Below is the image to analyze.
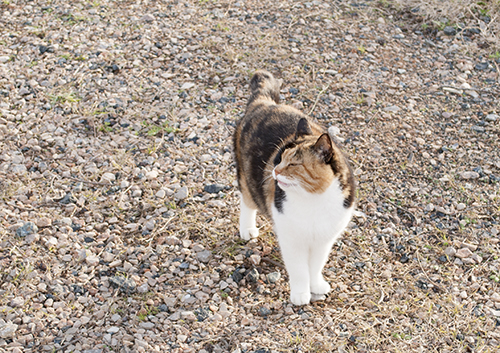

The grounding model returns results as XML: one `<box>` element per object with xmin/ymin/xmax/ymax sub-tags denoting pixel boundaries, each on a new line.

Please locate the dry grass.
<box><xmin>393</xmin><ymin>0</ymin><xmax>500</xmax><ymax>53</ymax></box>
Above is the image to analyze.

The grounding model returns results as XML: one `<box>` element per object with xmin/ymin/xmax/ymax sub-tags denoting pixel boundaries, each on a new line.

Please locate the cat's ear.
<box><xmin>314</xmin><ymin>133</ymin><xmax>333</xmax><ymax>163</ymax></box>
<box><xmin>295</xmin><ymin>118</ymin><xmax>312</xmax><ymax>138</ymax></box>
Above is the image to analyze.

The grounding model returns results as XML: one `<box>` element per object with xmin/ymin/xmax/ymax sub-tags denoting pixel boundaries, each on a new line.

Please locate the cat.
<box><xmin>233</xmin><ymin>70</ymin><xmax>356</xmax><ymax>305</ymax></box>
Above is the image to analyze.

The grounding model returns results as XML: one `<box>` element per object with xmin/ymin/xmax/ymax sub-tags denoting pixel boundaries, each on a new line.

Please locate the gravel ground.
<box><xmin>1</xmin><ymin>1</ymin><xmax>499</xmax><ymax>352</ymax></box>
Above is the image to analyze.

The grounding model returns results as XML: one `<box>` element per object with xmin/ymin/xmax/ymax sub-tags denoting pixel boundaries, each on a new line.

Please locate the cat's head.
<box><xmin>272</xmin><ymin>118</ymin><xmax>344</xmax><ymax>194</ymax></box>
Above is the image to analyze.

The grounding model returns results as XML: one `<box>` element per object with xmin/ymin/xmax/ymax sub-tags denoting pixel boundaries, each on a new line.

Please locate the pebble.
<box><xmin>246</xmin><ymin>268</ymin><xmax>260</xmax><ymax>283</ymax></box>
<box><xmin>109</xmin><ymin>276</ymin><xmax>136</xmax><ymax>293</ymax></box>
<box><xmin>204</xmin><ymin>184</ymin><xmax>225</xmax><ymax>194</ymax></box>
<box><xmin>267</xmin><ymin>272</ymin><xmax>281</xmax><ymax>283</ymax></box>
<box><xmin>491</xmin><ymin>293</ymin><xmax>500</xmax><ymax>302</ymax></box>
<box><xmin>139</xmin><ymin>322</ymin><xmax>155</xmax><ymax>329</ymax></box>
<box><xmin>455</xmin><ymin>248</ymin><xmax>473</xmax><ymax>258</ymax></box>
<box><xmin>460</xmin><ymin>171</ymin><xmax>480</xmax><ymax>179</ymax></box>
<box><xmin>443</xmin><ymin>26</ymin><xmax>457</xmax><ymax>36</ymax></box>
<box><xmin>107</xmin><ymin>326</ymin><xmax>120</xmax><ymax>333</ymax></box>
<box><xmin>258</xmin><ymin>306</ymin><xmax>272</xmax><ymax>317</ymax></box>
<box><xmin>10</xmin><ymin>297</ymin><xmax>24</xmax><ymax>307</ymax></box>
<box><xmin>197</xmin><ymin>250</ymin><xmax>212</xmax><ymax>263</ymax></box>
<box><xmin>181</xmin><ymin>311</ymin><xmax>197</xmax><ymax>321</ymax></box>
<box><xmin>36</xmin><ymin>217</ymin><xmax>52</xmax><ymax>228</ymax></box>
<box><xmin>485</xmin><ymin>114</ymin><xmax>498</xmax><ymax>122</ymax></box>
<box><xmin>101</xmin><ymin>172</ymin><xmax>116</xmax><ymax>182</ymax></box>
<box><xmin>16</xmin><ymin>222</ymin><xmax>38</xmax><ymax>237</ymax></box>
<box><xmin>444</xmin><ymin>246</ymin><xmax>456</xmax><ymax>257</ymax></box>
<box><xmin>0</xmin><ymin>322</ymin><xmax>18</xmax><ymax>339</ymax></box>
<box><xmin>174</xmin><ymin>186</ymin><xmax>189</xmax><ymax>200</ymax></box>
<box><xmin>250</xmin><ymin>254</ymin><xmax>261</xmax><ymax>265</ymax></box>
<box><xmin>457</xmin><ymin>203</ymin><xmax>466</xmax><ymax>211</ymax></box>
<box><xmin>86</xmin><ymin>255</ymin><xmax>100</xmax><ymax>266</ymax></box>
<box><xmin>137</xmin><ymin>283</ymin><xmax>149</xmax><ymax>293</ymax></box>
<box><xmin>383</xmin><ymin>105</ymin><xmax>400</xmax><ymax>112</ymax></box>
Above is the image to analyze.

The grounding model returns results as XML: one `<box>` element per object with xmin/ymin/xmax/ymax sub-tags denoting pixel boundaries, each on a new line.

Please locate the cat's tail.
<box><xmin>248</xmin><ymin>70</ymin><xmax>281</xmax><ymax>105</ymax></box>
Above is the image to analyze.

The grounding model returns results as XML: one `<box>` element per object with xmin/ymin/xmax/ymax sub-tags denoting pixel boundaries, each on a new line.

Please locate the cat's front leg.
<box><xmin>309</xmin><ymin>240</ymin><xmax>334</xmax><ymax>295</ymax></box>
<box><xmin>239</xmin><ymin>197</ymin><xmax>259</xmax><ymax>240</ymax></box>
<box><xmin>279</xmin><ymin>239</ymin><xmax>311</xmax><ymax>305</ymax></box>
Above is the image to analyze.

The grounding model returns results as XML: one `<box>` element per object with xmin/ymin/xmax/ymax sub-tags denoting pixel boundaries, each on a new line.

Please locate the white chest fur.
<box><xmin>272</xmin><ymin>179</ymin><xmax>353</xmax><ymax>242</ymax></box>
<box><xmin>270</xmin><ymin>178</ymin><xmax>354</xmax><ymax>305</ymax></box>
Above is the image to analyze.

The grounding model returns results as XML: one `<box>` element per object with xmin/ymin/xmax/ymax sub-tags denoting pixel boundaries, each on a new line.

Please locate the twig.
<box><xmin>61</xmin><ymin>175</ymin><xmax>113</xmax><ymax>186</ymax></box>
<box><xmin>308</xmin><ymin>83</ymin><xmax>330</xmax><ymax>115</ymax></box>
<box><xmin>384</xmin><ymin>198</ymin><xmax>420</xmax><ymax>225</ymax></box>
<box><xmin>261</xmin><ymin>256</ymin><xmax>285</xmax><ymax>269</ymax></box>
<box><xmin>416</xmin><ymin>249</ymin><xmax>448</xmax><ymax>294</ymax></box>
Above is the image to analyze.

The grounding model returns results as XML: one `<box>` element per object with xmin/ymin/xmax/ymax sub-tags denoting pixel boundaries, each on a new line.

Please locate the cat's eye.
<box><xmin>288</xmin><ymin>163</ymin><xmax>300</xmax><ymax>167</ymax></box>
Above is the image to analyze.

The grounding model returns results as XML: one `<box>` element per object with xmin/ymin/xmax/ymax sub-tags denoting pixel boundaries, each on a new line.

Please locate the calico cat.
<box><xmin>233</xmin><ymin>70</ymin><xmax>355</xmax><ymax>305</ymax></box>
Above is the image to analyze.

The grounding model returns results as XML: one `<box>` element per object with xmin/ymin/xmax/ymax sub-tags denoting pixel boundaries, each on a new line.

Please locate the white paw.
<box><xmin>290</xmin><ymin>291</ymin><xmax>311</xmax><ymax>306</ymax></box>
<box><xmin>240</xmin><ymin>227</ymin><xmax>259</xmax><ymax>241</ymax></box>
<box><xmin>311</xmin><ymin>278</ymin><xmax>331</xmax><ymax>295</ymax></box>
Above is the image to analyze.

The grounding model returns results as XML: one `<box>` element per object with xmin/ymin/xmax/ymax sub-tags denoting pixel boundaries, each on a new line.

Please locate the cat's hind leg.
<box><xmin>239</xmin><ymin>196</ymin><xmax>259</xmax><ymax>240</ymax></box>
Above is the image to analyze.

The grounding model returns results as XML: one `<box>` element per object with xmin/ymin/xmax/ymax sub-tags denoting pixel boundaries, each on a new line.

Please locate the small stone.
<box><xmin>399</xmin><ymin>254</ymin><xmax>410</xmax><ymax>263</ymax></box>
<box><xmin>250</xmin><ymin>254</ymin><xmax>261</xmax><ymax>265</ymax></box>
<box><xmin>267</xmin><ymin>271</ymin><xmax>281</xmax><ymax>283</ymax></box>
<box><xmin>471</xmin><ymin>253</ymin><xmax>482</xmax><ymax>264</ymax></box>
<box><xmin>102</xmin><ymin>252</ymin><xmax>114</xmax><ymax>262</ymax></box>
<box><xmin>0</xmin><ymin>56</ymin><xmax>10</xmax><ymax>63</ymax></box>
<box><xmin>155</xmin><ymin>189</ymin><xmax>166</xmax><ymax>198</ymax></box>
<box><xmin>177</xmin><ymin>334</ymin><xmax>188</xmax><ymax>343</ymax></box>
<box><xmin>197</xmin><ymin>250</ymin><xmax>212</xmax><ymax>263</ymax></box>
<box><xmin>258</xmin><ymin>306</ymin><xmax>272</xmax><ymax>317</ymax></box>
<box><xmin>146</xmin><ymin>170</ymin><xmax>159</xmax><ymax>180</ymax></box>
<box><xmin>383</xmin><ymin>105</ymin><xmax>400</xmax><ymax>112</ymax></box>
<box><xmin>107</xmin><ymin>326</ymin><xmax>120</xmax><ymax>334</ymax></box>
<box><xmin>397</xmin><ymin>69</ymin><xmax>406</xmax><ymax>74</ymax></box>
<box><xmin>457</xmin><ymin>203</ymin><xmax>466</xmax><ymax>211</ymax></box>
<box><xmin>328</xmin><ymin>126</ymin><xmax>341</xmax><ymax>137</ymax></box>
<box><xmin>101</xmin><ymin>172</ymin><xmax>116</xmax><ymax>182</ymax></box>
<box><xmin>491</xmin><ymin>293</ymin><xmax>500</xmax><ymax>302</ymax></box>
<box><xmin>16</xmin><ymin>222</ymin><xmax>38</xmax><ymax>237</ymax></box>
<box><xmin>181</xmin><ymin>311</ymin><xmax>197</xmax><ymax>321</ymax></box>
<box><xmin>139</xmin><ymin>322</ymin><xmax>155</xmax><ymax>329</ymax></box>
<box><xmin>111</xmin><ymin>314</ymin><xmax>121</xmax><ymax>322</ymax></box>
<box><xmin>181</xmin><ymin>82</ymin><xmax>195</xmax><ymax>90</ymax></box>
<box><xmin>443</xmin><ymin>26</ymin><xmax>457</xmax><ymax>36</ymax></box>
<box><xmin>10</xmin><ymin>297</ymin><xmax>24</xmax><ymax>307</ymax></box>
<box><xmin>204</xmin><ymin>184</ymin><xmax>225</xmax><ymax>194</ymax></box>
<box><xmin>425</xmin><ymin>203</ymin><xmax>435</xmax><ymax>212</ymax></box>
<box><xmin>416</xmin><ymin>137</ymin><xmax>425</xmax><ymax>145</ymax></box>
<box><xmin>140</xmin><ymin>14</ymin><xmax>155</xmax><ymax>22</ymax></box>
<box><xmin>485</xmin><ymin>114</ymin><xmax>498</xmax><ymax>122</ymax></box>
<box><xmin>86</xmin><ymin>255</ymin><xmax>100</xmax><ymax>266</ymax></box>
<box><xmin>0</xmin><ymin>322</ymin><xmax>18</xmax><ymax>339</ymax></box>
<box><xmin>109</xmin><ymin>275</ymin><xmax>136</xmax><ymax>293</ymax></box>
<box><xmin>456</xmin><ymin>248</ymin><xmax>473</xmax><ymax>258</ymax></box>
<box><xmin>460</xmin><ymin>171</ymin><xmax>480</xmax><ymax>180</ymax></box>
<box><xmin>73</xmin><ymin>182</ymin><xmax>83</xmax><ymax>192</ymax></box>
<box><xmin>137</xmin><ymin>283</ymin><xmax>149</xmax><ymax>293</ymax></box>
<box><xmin>174</xmin><ymin>186</ymin><xmax>189</xmax><ymax>200</ymax></box>
<box><xmin>444</xmin><ymin>246</ymin><xmax>456</xmax><ymax>257</ymax></box>
<box><xmin>36</xmin><ymin>217</ymin><xmax>52</xmax><ymax>228</ymax></box>
<box><xmin>246</xmin><ymin>268</ymin><xmax>260</xmax><ymax>283</ymax></box>
<box><xmin>475</xmin><ymin>62</ymin><xmax>489</xmax><ymax>71</ymax></box>
<box><xmin>62</xmin><ymin>254</ymin><xmax>72</xmax><ymax>262</ymax></box>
